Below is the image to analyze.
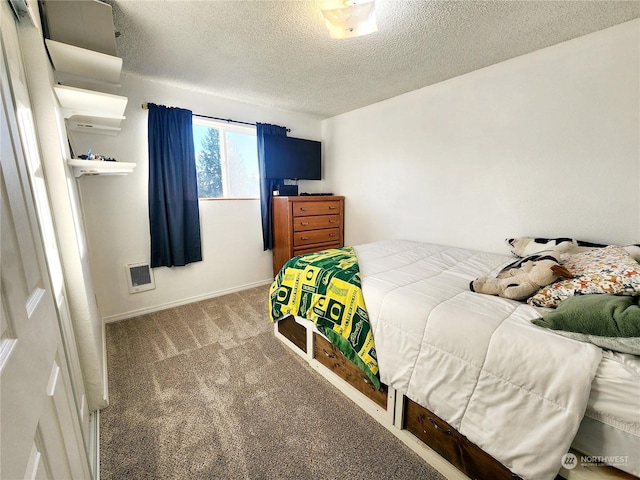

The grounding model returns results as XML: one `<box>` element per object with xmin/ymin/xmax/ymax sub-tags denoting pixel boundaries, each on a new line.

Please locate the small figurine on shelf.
<box><xmin>78</xmin><ymin>148</ymin><xmax>117</xmax><ymax>162</ymax></box>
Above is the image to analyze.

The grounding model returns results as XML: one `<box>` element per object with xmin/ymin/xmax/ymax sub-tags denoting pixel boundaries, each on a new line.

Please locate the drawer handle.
<box><xmin>299</xmin><ymin>207</ymin><xmax>308</xmax><ymax>212</ymax></box>
<box><xmin>322</xmin><ymin>348</ymin><xmax>336</xmax><ymax>359</ymax></box>
<box><xmin>360</xmin><ymin>374</ymin><xmax>371</xmax><ymax>385</ymax></box>
<box><xmin>329</xmin><ymin>233</ymin><xmax>336</xmax><ymax>237</ymax></box>
<box><xmin>328</xmin><ymin>206</ymin><xmax>336</xmax><ymax>210</ymax></box>
<box><xmin>300</xmin><ymin>222</ymin><xmax>309</xmax><ymax>226</ymax></box>
<box><xmin>301</xmin><ymin>236</ymin><xmax>310</xmax><ymax>240</ymax></box>
<box><xmin>329</xmin><ymin>220</ymin><xmax>336</xmax><ymax>223</ymax></box>
<box><xmin>428</xmin><ymin>417</ymin><xmax>452</xmax><ymax>435</ymax></box>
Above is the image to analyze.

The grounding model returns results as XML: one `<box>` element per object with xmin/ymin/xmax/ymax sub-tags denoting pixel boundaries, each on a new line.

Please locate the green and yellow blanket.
<box><xmin>269</xmin><ymin>247</ymin><xmax>380</xmax><ymax>389</ymax></box>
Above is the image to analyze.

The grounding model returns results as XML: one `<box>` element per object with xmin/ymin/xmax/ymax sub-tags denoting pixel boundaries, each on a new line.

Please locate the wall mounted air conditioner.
<box><xmin>125</xmin><ymin>262</ymin><xmax>155</xmax><ymax>294</ymax></box>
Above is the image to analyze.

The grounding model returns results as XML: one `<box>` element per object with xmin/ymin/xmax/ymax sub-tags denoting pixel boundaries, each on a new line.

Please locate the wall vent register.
<box><xmin>126</xmin><ymin>262</ymin><xmax>156</xmax><ymax>293</ymax></box>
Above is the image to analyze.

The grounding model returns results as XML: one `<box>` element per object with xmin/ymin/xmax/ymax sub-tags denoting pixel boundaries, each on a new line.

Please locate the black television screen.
<box><xmin>263</xmin><ymin>134</ymin><xmax>321</xmax><ymax>180</ymax></box>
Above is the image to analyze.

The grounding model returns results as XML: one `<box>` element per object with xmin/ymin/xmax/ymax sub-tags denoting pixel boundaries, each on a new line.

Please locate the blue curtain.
<box><xmin>257</xmin><ymin>123</ymin><xmax>287</xmax><ymax>250</ymax></box>
<box><xmin>147</xmin><ymin>103</ymin><xmax>202</xmax><ymax>267</ymax></box>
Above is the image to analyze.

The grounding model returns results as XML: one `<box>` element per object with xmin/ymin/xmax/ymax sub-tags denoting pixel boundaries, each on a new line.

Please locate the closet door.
<box><xmin>0</xmin><ymin>7</ymin><xmax>91</xmax><ymax>479</ymax></box>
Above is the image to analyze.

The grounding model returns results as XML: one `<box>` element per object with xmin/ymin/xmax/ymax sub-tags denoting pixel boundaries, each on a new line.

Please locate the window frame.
<box><xmin>192</xmin><ymin>117</ymin><xmax>260</xmax><ymax>201</ymax></box>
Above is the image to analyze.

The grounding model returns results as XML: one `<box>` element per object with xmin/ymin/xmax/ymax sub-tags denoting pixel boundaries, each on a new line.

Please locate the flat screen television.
<box><xmin>263</xmin><ymin>134</ymin><xmax>321</xmax><ymax>180</ymax></box>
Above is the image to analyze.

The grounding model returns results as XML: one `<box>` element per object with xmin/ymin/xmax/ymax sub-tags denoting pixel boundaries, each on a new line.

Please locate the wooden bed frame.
<box><xmin>274</xmin><ymin>315</ymin><xmax>636</xmax><ymax>480</ymax></box>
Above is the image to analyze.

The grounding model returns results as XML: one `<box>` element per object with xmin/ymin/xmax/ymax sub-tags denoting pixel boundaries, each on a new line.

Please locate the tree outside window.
<box><xmin>193</xmin><ymin>119</ymin><xmax>259</xmax><ymax>199</ymax></box>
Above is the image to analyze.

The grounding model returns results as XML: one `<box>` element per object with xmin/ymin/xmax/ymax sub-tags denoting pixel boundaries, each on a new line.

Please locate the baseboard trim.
<box><xmin>102</xmin><ymin>320</ymin><xmax>109</xmax><ymax>405</ymax></box>
<box><xmin>102</xmin><ymin>279</ymin><xmax>273</xmax><ymax>323</ymax></box>
<box><xmin>89</xmin><ymin>409</ymin><xmax>100</xmax><ymax>480</ymax></box>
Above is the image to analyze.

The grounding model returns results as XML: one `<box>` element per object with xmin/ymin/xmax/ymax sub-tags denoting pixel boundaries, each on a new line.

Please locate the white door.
<box><xmin>0</xmin><ymin>18</ymin><xmax>91</xmax><ymax>480</ymax></box>
<box><xmin>2</xmin><ymin>0</ymin><xmax>90</xmax><ymax>445</ymax></box>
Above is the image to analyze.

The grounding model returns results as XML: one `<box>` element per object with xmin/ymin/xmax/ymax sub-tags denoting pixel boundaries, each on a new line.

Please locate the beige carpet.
<box><xmin>100</xmin><ymin>285</ymin><xmax>445</xmax><ymax>479</ymax></box>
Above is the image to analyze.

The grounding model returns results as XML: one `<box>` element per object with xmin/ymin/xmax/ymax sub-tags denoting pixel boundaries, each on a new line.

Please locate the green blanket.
<box><xmin>269</xmin><ymin>247</ymin><xmax>380</xmax><ymax>389</ymax></box>
<box><xmin>534</xmin><ymin>294</ymin><xmax>640</xmax><ymax>336</ymax></box>
<box><xmin>533</xmin><ymin>294</ymin><xmax>640</xmax><ymax>354</ymax></box>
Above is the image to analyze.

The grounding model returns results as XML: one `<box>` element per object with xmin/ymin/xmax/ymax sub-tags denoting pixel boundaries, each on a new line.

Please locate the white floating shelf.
<box><xmin>66</xmin><ymin>115</ymin><xmax>122</xmax><ymax>136</ymax></box>
<box><xmin>46</xmin><ymin>39</ymin><xmax>122</xmax><ymax>85</ymax></box>
<box><xmin>67</xmin><ymin>159</ymin><xmax>136</xmax><ymax>177</ymax></box>
<box><xmin>43</xmin><ymin>0</ymin><xmax>118</xmax><ymax>56</ymax></box>
<box><xmin>54</xmin><ymin>85</ymin><xmax>127</xmax><ymax>120</ymax></box>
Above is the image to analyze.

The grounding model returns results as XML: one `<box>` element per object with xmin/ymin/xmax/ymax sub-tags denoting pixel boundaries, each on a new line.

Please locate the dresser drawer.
<box><xmin>402</xmin><ymin>398</ymin><xmax>520</xmax><ymax>478</ymax></box>
<box><xmin>314</xmin><ymin>333</ymin><xmax>388</xmax><ymax>409</ymax></box>
<box><xmin>460</xmin><ymin>435</ymin><xmax>520</xmax><ymax>480</ymax></box>
<box><xmin>293</xmin><ymin>243</ymin><xmax>341</xmax><ymax>257</ymax></box>
<box><xmin>277</xmin><ymin>316</ymin><xmax>307</xmax><ymax>353</ymax></box>
<box><xmin>293</xmin><ymin>228</ymin><xmax>340</xmax><ymax>247</ymax></box>
<box><xmin>403</xmin><ymin>398</ymin><xmax>464</xmax><ymax>471</ymax></box>
<box><xmin>293</xmin><ymin>215</ymin><xmax>341</xmax><ymax>232</ymax></box>
<box><xmin>292</xmin><ymin>201</ymin><xmax>341</xmax><ymax>217</ymax></box>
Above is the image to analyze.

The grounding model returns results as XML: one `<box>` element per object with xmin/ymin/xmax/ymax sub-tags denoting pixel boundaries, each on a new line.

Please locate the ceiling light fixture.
<box><xmin>321</xmin><ymin>0</ymin><xmax>377</xmax><ymax>39</ymax></box>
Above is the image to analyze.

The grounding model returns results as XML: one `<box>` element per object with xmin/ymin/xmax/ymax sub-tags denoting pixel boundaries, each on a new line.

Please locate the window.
<box><xmin>192</xmin><ymin>118</ymin><xmax>260</xmax><ymax>199</ymax></box>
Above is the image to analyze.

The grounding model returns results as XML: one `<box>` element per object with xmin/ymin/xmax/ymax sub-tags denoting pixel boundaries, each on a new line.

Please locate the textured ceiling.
<box><xmin>111</xmin><ymin>0</ymin><xmax>640</xmax><ymax>119</ymax></box>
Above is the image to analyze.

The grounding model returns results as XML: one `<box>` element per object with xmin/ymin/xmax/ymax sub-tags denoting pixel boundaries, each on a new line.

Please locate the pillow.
<box><xmin>532</xmin><ymin>294</ymin><xmax>640</xmax><ymax>354</ymax></box>
<box><xmin>528</xmin><ymin>246</ymin><xmax>640</xmax><ymax>308</ymax></box>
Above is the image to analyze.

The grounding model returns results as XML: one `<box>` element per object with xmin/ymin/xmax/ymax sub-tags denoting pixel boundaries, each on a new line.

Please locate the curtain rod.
<box><xmin>141</xmin><ymin>103</ymin><xmax>290</xmax><ymax>132</ymax></box>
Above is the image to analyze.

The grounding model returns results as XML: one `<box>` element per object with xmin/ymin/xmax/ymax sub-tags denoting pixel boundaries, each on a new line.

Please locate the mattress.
<box><xmin>352</xmin><ymin>239</ymin><xmax>640</xmax><ymax>478</ymax></box>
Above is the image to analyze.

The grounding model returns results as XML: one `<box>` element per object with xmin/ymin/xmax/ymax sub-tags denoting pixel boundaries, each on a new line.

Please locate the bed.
<box><xmin>270</xmin><ymin>239</ymin><xmax>640</xmax><ymax>480</ymax></box>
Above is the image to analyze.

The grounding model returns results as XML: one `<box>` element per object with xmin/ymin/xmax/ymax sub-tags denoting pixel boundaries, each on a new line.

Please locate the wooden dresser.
<box><xmin>271</xmin><ymin>195</ymin><xmax>344</xmax><ymax>276</ymax></box>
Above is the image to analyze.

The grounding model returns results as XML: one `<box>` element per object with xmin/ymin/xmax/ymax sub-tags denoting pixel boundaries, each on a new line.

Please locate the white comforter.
<box><xmin>354</xmin><ymin>240</ymin><xmax>603</xmax><ymax>480</ymax></box>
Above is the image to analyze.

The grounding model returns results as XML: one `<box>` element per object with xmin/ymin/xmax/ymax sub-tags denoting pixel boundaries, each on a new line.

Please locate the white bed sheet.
<box><xmin>573</xmin><ymin>350</ymin><xmax>640</xmax><ymax>476</ymax></box>
<box><xmin>352</xmin><ymin>239</ymin><xmax>639</xmax><ymax>479</ymax></box>
<box><xmin>587</xmin><ymin>350</ymin><xmax>640</xmax><ymax>435</ymax></box>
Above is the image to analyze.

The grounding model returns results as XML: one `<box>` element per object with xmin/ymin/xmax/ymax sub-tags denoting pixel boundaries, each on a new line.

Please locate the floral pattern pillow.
<box><xmin>528</xmin><ymin>246</ymin><xmax>640</xmax><ymax>308</ymax></box>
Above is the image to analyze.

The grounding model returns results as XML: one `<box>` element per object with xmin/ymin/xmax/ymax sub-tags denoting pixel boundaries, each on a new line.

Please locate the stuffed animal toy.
<box><xmin>505</xmin><ymin>237</ymin><xmax>598</xmax><ymax>258</ymax></box>
<box><xmin>470</xmin><ymin>257</ymin><xmax>573</xmax><ymax>301</ymax></box>
<box><xmin>505</xmin><ymin>237</ymin><xmax>640</xmax><ymax>262</ymax></box>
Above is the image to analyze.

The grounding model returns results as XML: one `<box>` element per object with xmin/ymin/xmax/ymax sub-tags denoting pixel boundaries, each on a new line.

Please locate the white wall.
<box><xmin>71</xmin><ymin>75</ymin><xmax>322</xmax><ymax>321</ymax></box>
<box><xmin>322</xmin><ymin>20</ymin><xmax>640</xmax><ymax>254</ymax></box>
<box><xmin>73</xmin><ymin>19</ymin><xmax>639</xmax><ymax>321</ymax></box>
